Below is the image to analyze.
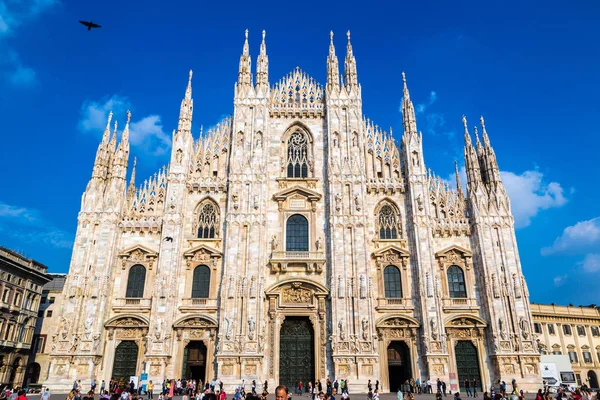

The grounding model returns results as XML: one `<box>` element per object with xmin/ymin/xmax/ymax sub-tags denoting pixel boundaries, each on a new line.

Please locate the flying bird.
<box><xmin>79</xmin><ymin>20</ymin><xmax>101</xmax><ymax>31</ymax></box>
<box><xmin>164</xmin><ymin>237</ymin><xmax>173</xmax><ymax>242</ymax></box>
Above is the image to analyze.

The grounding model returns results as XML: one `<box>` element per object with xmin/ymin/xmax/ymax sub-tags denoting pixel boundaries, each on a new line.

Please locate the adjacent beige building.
<box><xmin>45</xmin><ymin>31</ymin><xmax>542</xmax><ymax>392</ymax></box>
<box><xmin>0</xmin><ymin>247</ymin><xmax>51</xmax><ymax>388</ymax></box>
<box><xmin>26</xmin><ymin>274</ymin><xmax>67</xmax><ymax>387</ymax></box>
<box><xmin>532</xmin><ymin>304</ymin><xmax>600</xmax><ymax>389</ymax></box>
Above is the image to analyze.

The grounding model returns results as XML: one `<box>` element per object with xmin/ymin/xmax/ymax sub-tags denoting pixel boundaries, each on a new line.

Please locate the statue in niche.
<box><xmin>359</xmin><ymin>275</ymin><xmax>367</xmax><ymax>299</ymax></box>
<box><xmin>335</xmin><ymin>193</ymin><xmax>342</xmax><ymax>211</ymax></box>
<box><xmin>338</xmin><ymin>276</ymin><xmax>344</xmax><ymax>298</ymax></box>
<box><xmin>316</xmin><ymin>237</ymin><xmax>323</xmax><ymax>251</ymax></box>
<box><xmin>225</xmin><ymin>318</ymin><xmax>233</xmax><ymax>340</ymax></box>
<box><xmin>430</xmin><ymin>318</ymin><xmax>438</xmax><ymax>340</ymax></box>
<box><xmin>227</xmin><ymin>275</ymin><xmax>235</xmax><ymax>299</ymax></box>
<box><xmin>361</xmin><ymin>317</ymin><xmax>369</xmax><ymax>340</ymax></box>
<box><xmin>176</xmin><ymin>149</ymin><xmax>183</xmax><ymax>163</ymax></box>
<box><xmin>271</xmin><ymin>236</ymin><xmax>279</xmax><ymax>252</ymax></box>
<box><xmin>256</xmin><ymin>133</ymin><xmax>262</xmax><ymax>148</ymax></box>
<box><xmin>338</xmin><ymin>320</ymin><xmax>346</xmax><ymax>340</ymax></box>
<box><xmin>248</xmin><ymin>317</ymin><xmax>256</xmax><ymax>340</ymax></box>
<box><xmin>84</xmin><ymin>315</ymin><xmax>93</xmax><ymax>339</ymax></box>
<box><xmin>354</xmin><ymin>194</ymin><xmax>361</xmax><ymax>211</ymax></box>
<box><xmin>519</xmin><ymin>317</ymin><xmax>530</xmax><ymax>339</ymax></box>
<box><xmin>499</xmin><ymin>318</ymin><xmax>507</xmax><ymax>340</ymax></box>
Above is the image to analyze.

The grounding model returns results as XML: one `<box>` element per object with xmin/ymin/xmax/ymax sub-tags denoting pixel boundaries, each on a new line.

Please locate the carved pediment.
<box><xmin>444</xmin><ymin>315</ymin><xmax>487</xmax><ymax>328</ymax></box>
<box><xmin>118</xmin><ymin>245</ymin><xmax>159</xmax><ymax>269</ymax></box>
<box><xmin>105</xmin><ymin>315</ymin><xmax>149</xmax><ymax>328</ymax></box>
<box><xmin>183</xmin><ymin>244</ymin><xmax>222</xmax><ymax>269</ymax></box>
<box><xmin>173</xmin><ymin>314</ymin><xmax>218</xmax><ymax>329</ymax></box>
<box><xmin>372</xmin><ymin>244</ymin><xmax>410</xmax><ymax>267</ymax></box>
<box><xmin>273</xmin><ymin>185</ymin><xmax>322</xmax><ymax>202</ymax></box>
<box><xmin>281</xmin><ymin>284</ymin><xmax>313</xmax><ymax>304</ymax></box>
<box><xmin>435</xmin><ymin>244</ymin><xmax>472</xmax><ymax>258</ymax></box>
<box><xmin>377</xmin><ymin>315</ymin><xmax>420</xmax><ymax>328</ymax></box>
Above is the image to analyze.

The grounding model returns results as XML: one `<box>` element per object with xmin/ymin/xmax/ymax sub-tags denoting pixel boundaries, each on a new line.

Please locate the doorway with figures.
<box><xmin>387</xmin><ymin>341</ymin><xmax>411</xmax><ymax>392</ymax></box>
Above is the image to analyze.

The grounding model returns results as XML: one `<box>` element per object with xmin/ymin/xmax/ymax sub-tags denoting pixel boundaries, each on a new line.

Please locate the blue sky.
<box><xmin>1</xmin><ymin>0</ymin><xmax>599</xmax><ymax>305</ymax></box>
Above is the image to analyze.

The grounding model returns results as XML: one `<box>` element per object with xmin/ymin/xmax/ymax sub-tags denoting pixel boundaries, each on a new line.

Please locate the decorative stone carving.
<box><xmin>248</xmin><ymin>317</ymin><xmax>256</xmax><ymax>340</ymax></box>
<box><xmin>281</xmin><ymin>283</ymin><xmax>312</xmax><ymax>304</ymax></box>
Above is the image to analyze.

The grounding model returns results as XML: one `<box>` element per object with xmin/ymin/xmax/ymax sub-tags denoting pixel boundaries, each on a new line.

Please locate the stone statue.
<box><xmin>361</xmin><ymin>317</ymin><xmax>369</xmax><ymax>340</ymax></box>
<box><xmin>338</xmin><ymin>319</ymin><xmax>346</xmax><ymax>340</ymax></box>
<box><xmin>248</xmin><ymin>317</ymin><xmax>256</xmax><ymax>340</ymax></box>
<box><xmin>176</xmin><ymin>149</ymin><xmax>183</xmax><ymax>163</ymax></box>
<box><xmin>519</xmin><ymin>317</ymin><xmax>530</xmax><ymax>339</ymax></box>
<box><xmin>225</xmin><ymin>317</ymin><xmax>233</xmax><ymax>340</ymax></box>
<box><xmin>249</xmin><ymin>276</ymin><xmax>257</xmax><ymax>298</ymax></box>
<box><xmin>354</xmin><ymin>194</ymin><xmax>361</xmax><ymax>211</ymax></box>
<box><xmin>316</xmin><ymin>237</ymin><xmax>323</xmax><ymax>251</ymax></box>
<box><xmin>335</xmin><ymin>193</ymin><xmax>342</xmax><ymax>211</ymax></box>
<box><xmin>271</xmin><ymin>235</ymin><xmax>279</xmax><ymax>251</ymax></box>
<box><xmin>416</xmin><ymin>195</ymin><xmax>423</xmax><ymax>211</ymax></box>
<box><xmin>426</xmin><ymin>272</ymin><xmax>433</xmax><ymax>298</ymax></box>
<box><xmin>84</xmin><ymin>315</ymin><xmax>93</xmax><ymax>339</ymax></box>
<box><xmin>227</xmin><ymin>275</ymin><xmax>235</xmax><ymax>299</ymax></box>
<box><xmin>430</xmin><ymin>318</ymin><xmax>438</xmax><ymax>340</ymax></box>
<box><xmin>59</xmin><ymin>317</ymin><xmax>68</xmax><ymax>339</ymax></box>
<box><xmin>338</xmin><ymin>276</ymin><xmax>344</xmax><ymax>298</ymax></box>
<box><xmin>499</xmin><ymin>318</ymin><xmax>507</xmax><ymax>340</ymax></box>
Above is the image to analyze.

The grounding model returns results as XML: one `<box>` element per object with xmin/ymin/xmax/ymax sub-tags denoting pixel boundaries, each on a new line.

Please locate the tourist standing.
<box><xmin>148</xmin><ymin>381</ymin><xmax>154</xmax><ymax>400</ymax></box>
<box><xmin>472</xmin><ymin>380</ymin><xmax>478</xmax><ymax>398</ymax></box>
<box><xmin>41</xmin><ymin>388</ymin><xmax>51</xmax><ymax>400</ymax></box>
<box><xmin>464</xmin><ymin>379</ymin><xmax>471</xmax><ymax>398</ymax></box>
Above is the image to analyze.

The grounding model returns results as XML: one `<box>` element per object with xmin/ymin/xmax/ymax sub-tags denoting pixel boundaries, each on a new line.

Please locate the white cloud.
<box><xmin>0</xmin><ymin>0</ymin><xmax>58</xmax><ymax>86</ymax></box>
<box><xmin>541</xmin><ymin>217</ymin><xmax>600</xmax><ymax>255</ymax></box>
<box><xmin>79</xmin><ymin>95</ymin><xmax>172</xmax><ymax>156</ymax></box>
<box><xmin>501</xmin><ymin>170</ymin><xmax>567</xmax><ymax>228</ymax></box>
<box><xmin>553</xmin><ymin>274</ymin><xmax>568</xmax><ymax>287</ymax></box>
<box><xmin>581</xmin><ymin>253</ymin><xmax>600</xmax><ymax>273</ymax></box>
<box><xmin>0</xmin><ymin>201</ymin><xmax>73</xmax><ymax>249</ymax></box>
<box><xmin>416</xmin><ymin>90</ymin><xmax>437</xmax><ymax>114</ymax></box>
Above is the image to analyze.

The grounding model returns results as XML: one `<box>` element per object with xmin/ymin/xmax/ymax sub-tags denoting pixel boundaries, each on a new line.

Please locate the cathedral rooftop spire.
<box><xmin>344</xmin><ymin>30</ymin><xmax>358</xmax><ymax>88</ymax></box>
<box><xmin>103</xmin><ymin>111</ymin><xmax>113</xmax><ymax>143</ymax></box>
<box><xmin>455</xmin><ymin>160</ymin><xmax>464</xmax><ymax>199</ymax></box>
<box><xmin>122</xmin><ymin>110</ymin><xmax>131</xmax><ymax>143</ymax></box>
<box><xmin>326</xmin><ymin>31</ymin><xmax>340</xmax><ymax>93</ymax></box>
<box><xmin>237</xmin><ymin>29</ymin><xmax>252</xmax><ymax>88</ymax></box>
<box><xmin>256</xmin><ymin>29</ymin><xmax>269</xmax><ymax>90</ymax></box>
<box><xmin>480</xmin><ymin>115</ymin><xmax>491</xmax><ymax>147</ymax></box>
<box><xmin>177</xmin><ymin>70</ymin><xmax>193</xmax><ymax>133</ymax></box>
<box><xmin>401</xmin><ymin>72</ymin><xmax>417</xmax><ymax>135</ymax></box>
<box><xmin>462</xmin><ymin>115</ymin><xmax>471</xmax><ymax>146</ymax></box>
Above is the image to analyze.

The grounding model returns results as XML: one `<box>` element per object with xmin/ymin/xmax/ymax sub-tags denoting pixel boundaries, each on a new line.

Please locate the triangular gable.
<box><xmin>372</xmin><ymin>244</ymin><xmax>410</xmax><ymax>258</ymax></box>
<box><xmin>118</xmin><ymin>244</ymin><xmax>159</xmax><ymax>258</ymax></box>
<box><xmin>435</xmin><ymin>244</ymin><xmax>472</xmax><ymax>258</ymax></box>
<box><xmin>273</xmin><ymin>185</ymin><xmax>322</xmax><ymax>202</ymax></box>
<box><xmin>183</xmin><ymin>244</ymin><xmax>222</xmax><ymax>258</ymax></box>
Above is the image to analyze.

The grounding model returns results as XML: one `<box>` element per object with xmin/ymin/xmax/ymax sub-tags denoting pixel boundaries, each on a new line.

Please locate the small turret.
<box><xmin>91</xmin><ymin>112</ymin><xmax>113</xmax><ymax>181</ymax></box>
<box><xmin>255</xmin><ymin>30</ymin><xmax>269</xmax><ymax>91</ymax></box>
<box><xmin>344</xmin><ymin>30</ymin><xmax>358</xmax><ymax>89</ymax></box>
<box><xmin>326</xmin><ymin>31</ymin><xmax>340</xmax><ymax>93</ymax></box>
<box><xmin>463</xmin><ymin>115</ymin><xmax>482</xmax><ymax>191</ymax></box>
<box><xmin>237</xmin><ymin>29</ymin><xmax>252</xmax><ymax>88</ymax></box>
<box><xmin>177</xmin><ymin>70</ymin><xmax>193</xmax><ymax>134</ymax></box>
<box><xmin>478</xmin><ymin>116</ymin><xmax>502</xmax><ymax>185</ymax></box>
<box><xmin>455</xmin><ymin>160</ymin><xmax>464</xmax><ymax>200</ymax></box>
<box><xmin>401</xmin><ymin>72</ymin><xmax>417</xmax><ymax>136</ymax></box>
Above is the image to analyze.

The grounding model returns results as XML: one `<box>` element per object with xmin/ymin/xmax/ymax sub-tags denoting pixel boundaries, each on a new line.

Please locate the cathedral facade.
<box><xmin>46</xmin><ymin>31</ymin><xmax>541</xmax><ymax>392</ymax></box>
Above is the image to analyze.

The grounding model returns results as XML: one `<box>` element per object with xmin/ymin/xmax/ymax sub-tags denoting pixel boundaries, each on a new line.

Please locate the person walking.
<box><xmin>464</xmin><ymin>380</ymin><xmax>471</xmax><ymax>398</ymax></box>
<box><xmin>41</xmin><ymin>388</ymin><xmax>51</xmax><ymax>400</ymax></box>
<box><xmin>472</xmin><ymin>380</ymin><xmax>478</xmax><ymax>398</ymax></box>
<box><xmin>148</xmin><ymin>381</ymin><xmax>154</xmax><ymax>400</ymax></box>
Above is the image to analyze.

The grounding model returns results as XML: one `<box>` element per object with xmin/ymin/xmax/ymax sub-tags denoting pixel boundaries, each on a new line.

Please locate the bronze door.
<box><xmin>455</xmin><ymin>341</ymin><xmax>481</xmax><ymax>389</ymax></box>
<box><xmin>279</xmin><ymin>317</ymin><xmax>314</xmax><ymax>389</ymax></box>
<box><xmin>112</xmin><ymin>341</ymin><xmax>139</xmax><ymax>381</ymax></box>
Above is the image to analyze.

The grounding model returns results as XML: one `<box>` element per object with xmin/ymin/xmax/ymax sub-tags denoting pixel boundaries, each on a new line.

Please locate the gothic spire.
<box><xmin>344</xmin><ymin>30</ymin><xmax>358</xmax><ymax>88</ymax></box>
<box><xmin>91</xmin><ymin>111</ymin><xmax>113</xmax><ymax>180</ymax></box>
<box><xmin>401</xmin><ymin>72</ymin><xmax>417</xmax><ymax>135</ymax></box>
<box><xmin>479</xmin><ymin>115</ymin><xmax>502</xmax><ymax>185</ymax></box>
<box><xmin>463</xmin><ymin>115</ymin><xmax>482</xmax><ymax>189</ymax></box>
<box><xmin>177</xmin><ymin>70</ymin><xmax>193</xmax><ymax>133</ymax></box>
<box><xmin>326</xmin><ymin>31</ymin><xmax>340</xmax><ymax>93</ymax></box>
<box><xmin>455</xmin><ymin>160</ymin><xmax>464</xmax><ymax>199</ymax></box>
<box><xmin>237</xmin><ymin>29</ymin><xmax>252</xmax><ymax>87</ymax></box>
<box><xmin>256</xmin><ymin>30</ymin><xmax>269</xmax><ymax>90</ymax></box>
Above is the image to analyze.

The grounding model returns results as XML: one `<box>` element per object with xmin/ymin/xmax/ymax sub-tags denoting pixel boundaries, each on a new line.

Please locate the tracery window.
<box><xmin>383</xmin><ymin>265</ymin><xmax>402</xmax><ymax>298</ymax></box>
<box><xmin>378</xmin><ymin>204</ymin><xmax>400</xmax><ymax>240</ymax></box>
<box><xmin>447</xmin><ymin>265</ymin><xmax>467</xmax><ymax>298</ymax></box>
<box><xmin>197</xmin><ymin>202</ymin><xmax>219</xmax><ymax>239</ymax></box>
<box><xmin>286</xmin><ymin>131</ymin><xmax>309</xmax><ymax>178</ymax></box>
<box><xmin>286</xmin><ymin>214</ymin><xmax>309</xmax><ymax>251</ymax></box>
<box><xmin>125</xmin><ymin>265</ymin><xmax>146</xmax><ymax>298</ymax></box>
<box><xmin>191</xmin><ymin>265</ymin><xmax>210</xmax><ymax>299</ymax></box>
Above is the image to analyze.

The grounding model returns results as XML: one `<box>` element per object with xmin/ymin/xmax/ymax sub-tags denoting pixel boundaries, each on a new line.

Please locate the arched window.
<box><xmin>286</xmin><ymin>214</ymin><xmax>309</xmax><ymax>251</ymax></box>
<box><xmin>378</xmin><ymin>204</ymin><xmax>400</xmax><ymax>240</ymax></box>
<box><xmin>286</xmin><ymin>131</ymin><xmax>309</xmax><ymax>178</ymax></box>
<box><xmin>191</xmin><ymin>265</ymin><xmax>210</xmax><ymax>299</ymax></box>
<box><xmin>447</xmin><ymin>265</ymin><xmax>467</xmax><ymax>298</ymax></box>
<box><xmin>125</xmin><ymin>265</ymin><xmax>146</xmax><ymax>298</ymax></box>
<box><xmin>197</xmin><ymin>202</ymin><xmax>219</xmax><ymax>239</ymax></box>
<box><xmin>384</xmin><ymin>265</ymin><xmax>402</xmax><ymax>298</ymax></box>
